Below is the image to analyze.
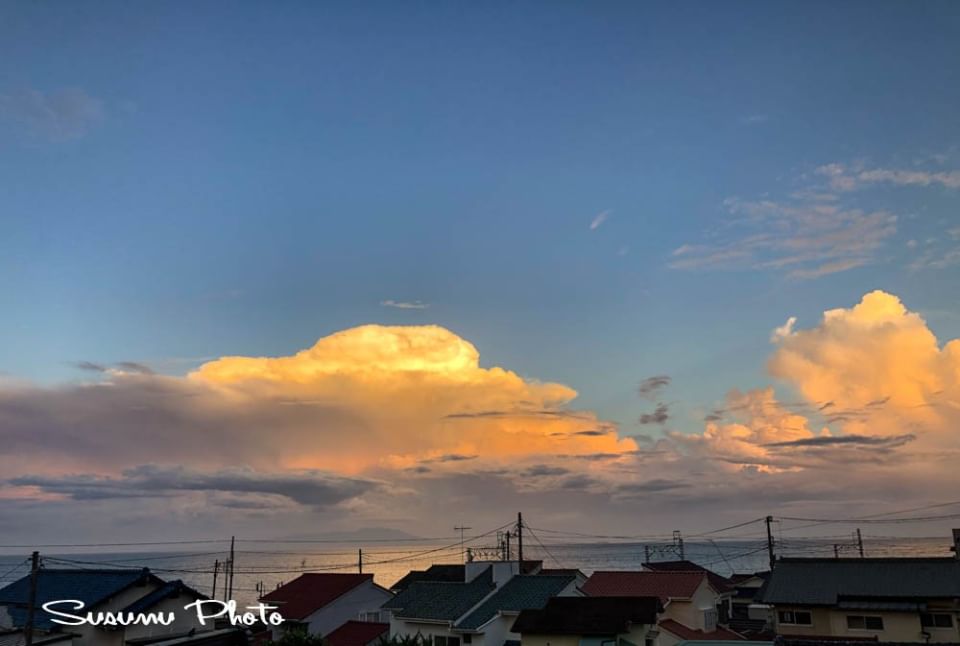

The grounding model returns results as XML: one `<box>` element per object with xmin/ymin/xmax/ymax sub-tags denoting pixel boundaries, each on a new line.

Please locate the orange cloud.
<box><xmin>188</xmin><ymin>324</ymin><xmax>636</xmax><ymax>472</ymax></box>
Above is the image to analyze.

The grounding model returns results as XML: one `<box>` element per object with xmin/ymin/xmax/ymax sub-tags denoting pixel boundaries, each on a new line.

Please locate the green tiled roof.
<box><xmin>385</xmin><ymin>566</ymin><xmax>495</xmax><ymax>622</ymax></box>
<box><xmin>455</xmin><ymin>575</ymin><xmax>576</xmax><ymax>631</ymax></box>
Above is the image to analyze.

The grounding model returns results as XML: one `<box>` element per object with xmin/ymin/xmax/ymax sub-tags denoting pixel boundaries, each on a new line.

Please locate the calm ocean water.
<box><xmin>1</xmin><ymin>536</ymin><xmax>953</xmax><ymax>608</ymax></box>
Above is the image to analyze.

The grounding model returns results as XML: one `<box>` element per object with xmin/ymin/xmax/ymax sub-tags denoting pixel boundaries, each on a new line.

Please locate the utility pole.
<box><xmin>517</xmin><ymin>512</ymin><xmax>524</xmax><ymax>572</ymax></box>
<box><xmin>833</xmin><ymin>544</ymin><xmax>840</xmax><ymax>558</ymax></box>
<box><xmin>765</xmin><ymin>516</ymin><xmax>776</xmax><ymax>570</ymax></box>
<box><xmin>673</xmin><ymin>531</ymin><xmax>685</xmax><ymax>560</ymax></box>
<box><xmin>505</xmin><ymin>531</ymin><xmax>512</xmax><ymax>561</ymax></box>
<box><xmin>24</xmin><ymin>551</ymin><xmax>39</xmax><ymax>646</ymax></box>
<box><xmin>644</xmin><ymin>545</ymin><xmax>651</xmax><ymax>564</ymax></box>
<box><xmin>212</xmin><ymin>560</ymin><xmax>220</xmax><ymax>598</ymax></box>
<box><xmin>454</xmin><ymin>525</ymin><xmax>472</xmax><ymax>564</ymax></box>
<box><xmin>856</xmin><ymin>529</ymin><xmax>864</xmax><ymax>558</ymax></box>
<box><xmin>358</xmin><ymin>549</ymin><xmax>363</xmax><ymax>574</ymax></box>
<box><xmin>227</xmin><ymin>536</ymin><xmax>235</xmax><ymax>600</ymax></box>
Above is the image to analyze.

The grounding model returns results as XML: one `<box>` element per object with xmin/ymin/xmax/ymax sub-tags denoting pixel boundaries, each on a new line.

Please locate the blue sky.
<box><xmin>2</xmin><ymin>1</ymin><xmax>959</xmax><ymax>446</ymax></box>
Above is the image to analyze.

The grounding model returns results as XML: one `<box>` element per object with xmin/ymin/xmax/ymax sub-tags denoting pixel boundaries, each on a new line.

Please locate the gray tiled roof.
<box><xmin>455</xmin><ymin>575</ymin><xmax>575</xmax><ymax>631</ymax></box>
<box><xmin>0</xmin><ymin>568</ymin><xmax>161</xmax><ymax>630</ymax></box>
<box><xmin>761</xmin><ymin>558</ymin><xmax>960</xmax><ymax>606</ymax></box>
<box><xmin>384</xmin><ymin>566</ymin><xmax>495</xmax><ymax>622</ymax></box>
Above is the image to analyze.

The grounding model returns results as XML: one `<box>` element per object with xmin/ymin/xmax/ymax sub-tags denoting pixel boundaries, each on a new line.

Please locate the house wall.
<box><xmin>272</xmin><ymin>581</ymin><xmax>393</xmax><ymax>639</ymax></box>
<box><xmin>660</xmin><ymin>581</ymin><xmax>717</xmax><ymax>631</ymax></box>
<box><xmin>469</xmin><ymin>579</ymin><xmax>584</xmax><ymax>646</ymax></box>
<box><xmin>773</xmin><ymin>605</ymin><xmax>960</xmax><ymax>643</ymax></box>
<box><xmin>123</xmin><ymin>594</ymin><xmax>214</xmax><ymax>642</ymax></box>
<box><xmin>66</xmin><ymin>579</ymin><xmax>165</xmax><ymax>646</ymax></box>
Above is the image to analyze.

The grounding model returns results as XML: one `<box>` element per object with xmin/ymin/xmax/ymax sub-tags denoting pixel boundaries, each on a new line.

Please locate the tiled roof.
<box><xmin>659</xmin><ymin>619</ymin><xmax>744</xmax><ymax>641</ymax></box>
<box><xmin>121</xmin><ymin>579</ymin><xmax>206</xmax><ymax>615</ymax></box>
<box><xmin>760</xmin><ymin>558</ymin><xmax>960</xmax><ymax>606</ymax></box>
<box><xmin>583</xmin><ymin>571</ymin><xmax>707</xmax><ymax>603</ymax></box>
<box><xmin>325</xmin><ymin>621</ymin><xmax>389</xmax><ymax>646</ymax></box>
<box><xmin>511</xmin><ymin>596</ymin><xmax>661</xmax><ymax>635</ymax></box>
<box><xmin>644</xmin><ymin>561</ymin><xmax>732</xmax><ymax>593</ymax></box>
<box><xmin>0</xmin><ymin>568</ymin><xmax>161</xmax><ymax>630</ymax></box>
<box><xmin>384</xmin><ymin>566</ymin><xmax>495</xmax><ymax>622</ymax></box>
<box><xmin>455</xmin><ymin>575</ymin><xmax>576</xmax><ymax>630</ymax></box>
<box><xmin>391</xmin><ymin>565</ymin><xmax>465</xmax><ymax>592</ymax></box>
<box><xmin>260</xmin><ymin>573</ymin><xmax>375</xmax><ymax>621</ymax></box>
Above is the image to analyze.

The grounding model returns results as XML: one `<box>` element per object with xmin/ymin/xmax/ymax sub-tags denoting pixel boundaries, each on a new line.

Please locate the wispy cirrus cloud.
<box><xmin>817</xmin><ymin>163</ymin><xmax>960</xmax><ymax>191</ymax></box>
<box><xmin>590</xmin><ymin>210</ymin><xmax>610</xmax><ymax>231</ymax></box>
<box><xmin>0</xmin><ymin>88</ymin><xmax>105</xmax><ymax>141</ymax></box>
<box><xmin>670</xmin><ymin>196</ymin><xmax>896</xmax><ymax>280</ymax></box>
<box><xmin>381</xmin><ymin>299</ymin><xmax>429</xmax><ymax>310</ymax></box>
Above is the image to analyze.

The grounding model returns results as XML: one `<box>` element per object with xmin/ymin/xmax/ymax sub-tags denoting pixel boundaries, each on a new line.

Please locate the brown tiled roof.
<box><xmin>659</xmin><ymin>619</ymin><xmax>744</xmax><ymax>641</ymax></box>
<box><xmin>325</xmin><ymin>621</ymin><xmax>389</xmax><ymax>646</ymax></box>
<box><xmin>260</xmin><ymin>573</ymin><xmax>374</xmax><ymax>620</ymax></box>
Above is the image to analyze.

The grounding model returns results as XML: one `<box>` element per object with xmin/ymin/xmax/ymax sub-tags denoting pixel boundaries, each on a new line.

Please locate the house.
<box><xmin>392</xmin><ymin>567</ymin><xmax>469</xmax><ymax>594</ymax></box>
<box><xmin>451</xmin><ymin>575</ymin><xmax>580</xmax><ymax>646</ymax></box>
<box><xmin>511</xmin><ymin>595</ymin><xmax>662</xmax><ymax>646</ymax></box>
<box><xmin>760</xmin><ymin>557</ymin><xmax>960</xmax><ymax>643</ymax></box>
<box><xmin>391</xmin><ymin>563</ymin><xmax>547</xmax><ymax>595</ymax></box>
<box><xmin>724</xmin><ymin>573</ymin><xmax>771</xmax><ymax>639</ymax></box>
<box><xmin>538</xmin><ymin>571</ymin><xmax>587</xmax><ymax>590</ymax></box>
<box><xmin>643</xmin><ymin>562</ymin><xmax>733</xmax><ymax>624</ymax></box>
<box><xmin>382</xmin><ymin>564</ymin><xmax>500</xmax><ymax>646</ymax></box>
<box><xmin>583</xmin><ymin>571</ymin><xmax>734</xmax><ymax>645</ymax></box>
<box><xmin>658</xmin><ymin>620</ymin><xmax>743</xmax><ymax>644</ymax></box>
<box><xmin>325</xmin><ymin>620</ymin><xmax>389</xmax><ymax>646</ymax></box>
<box><xmin>0</xmin><ymin>568</ymin><xmax>211</xmax><ymax>646</ymax></box>
<box><xmin>259</xmin><ymin>573</ymin><xmax>393</xmax><ymax>640</ymax></box>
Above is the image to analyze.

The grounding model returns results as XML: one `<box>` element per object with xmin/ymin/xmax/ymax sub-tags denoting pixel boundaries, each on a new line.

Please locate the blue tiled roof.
<box><xmin>120</xmin><ymin>579</ymin><xmax>206</xmax><ymax>615</ymax></box>
<box><xmin>455</xmin><ymin>575</ymin><xmax>576</xmax><ymax>631</ymax></box>
<box><xmin>384</xmin><ymin>566</ymin><xmax>495</xmax><ymax>622</ymax></box>
<box><xmin>0</xmin><ymin>568</ymin><xmax>160</xmax><ymax>630</ymax></box>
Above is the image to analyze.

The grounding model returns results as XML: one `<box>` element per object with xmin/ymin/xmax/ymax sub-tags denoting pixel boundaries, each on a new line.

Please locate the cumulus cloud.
<box><xmin>4</xmin><ymin>297</ymin><xmax>960</xmax><ymax>539</ymax></box>
<box><xmin>1</xmin><ymin>325</ymin><xmax>639</xmax><ymax>536</ymax></box>
<box><xmin>0</xmin><ymin>88</ymin><xmax>104</xmax><ymax>141</ymax></box>
<box><xmin>770</xmin><ymin>316</ymin><xmax>797</xmax><ymax>343</ymax></box>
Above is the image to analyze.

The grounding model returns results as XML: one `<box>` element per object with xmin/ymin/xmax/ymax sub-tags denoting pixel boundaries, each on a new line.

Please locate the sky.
<box><xmin>1</xmin><ymin>1</ymin><xmax>960</xmax><ymax>545</ymax></box>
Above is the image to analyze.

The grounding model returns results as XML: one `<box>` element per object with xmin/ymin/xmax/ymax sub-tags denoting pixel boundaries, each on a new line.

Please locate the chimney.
<box><xmin>952</xmin><ymin>529</ymin><xmax>960</xmax><ymax>560</ymax></box>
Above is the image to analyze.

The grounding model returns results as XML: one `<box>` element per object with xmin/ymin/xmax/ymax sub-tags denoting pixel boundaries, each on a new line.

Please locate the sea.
<box><xmin>1</xmin><ymin>536</ymin><xmax>954</xmax><ymax>608</ymax></box>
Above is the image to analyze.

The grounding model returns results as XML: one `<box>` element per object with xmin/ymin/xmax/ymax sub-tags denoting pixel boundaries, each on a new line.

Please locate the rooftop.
<box><xmin>260</xmin><ymin>573</ymin><xmax>377</xmax><ymax>621</ymax></box>
<box><xmin>391</xmin><ymin>564</ymin><xmax>465</xmax><ymax>592</ymax></box>
<box><xmin>454</xmin><ymin>574</ymin><xmax>576</xmax><ymax>631</ymax></box>
<box><xmin>511</xmin><ymin>596</ymin><xmax>661</xmax><ymax>635</ymax></box>
<box><xmin>760</xmin><ymin>558</ymin><xmax>960</xmax><ymax>606</ymax></box>
<box><xmin>0</xmin><ymin>568</ymin><xmax>162</xmax><ymax>630</ymax></box>
<box><xmin>659</xmin><ymin>619</ymin><xmax>744</xmax><ymax>641</ymax></box>
<box><xmin>325</xmin><ymin>621</ymin><xmax>389</xmax><ymax>646</ymax></box>
<box><xmin>644</xmin><ymin>560</ymin><xmax>732</xmax><ymax>593</ymax></box>
<box><xmin>583</xmin><ymin>570</ymin><xmax>709</xmax><ymax>603</ymax></box>
<box><xmin>384</xmin><ymin>566</ymin><xmax>495</xmax><ymax>622</ymax></box>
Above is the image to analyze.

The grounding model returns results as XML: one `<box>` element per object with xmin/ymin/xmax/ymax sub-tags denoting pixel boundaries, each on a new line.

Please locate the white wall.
<box><xmin>271</xmin><ymin>580</ymin><xmax>393</xmax><ymax>639</ymax></box>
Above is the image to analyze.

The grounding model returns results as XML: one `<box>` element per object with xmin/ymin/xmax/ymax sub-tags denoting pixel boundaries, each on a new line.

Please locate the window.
<box><xmin>846</xmin><ymin>615</ymin><xmax>884</xmax><ymax>631</ymax></box>
<box><xmin>921</xmin><ymin>613</ymin><xmax>954</xmax><ymax>629</ymax></box>
<box><xmin>463</xmin><ymin>636</ymin><xmax>472</xmax><ymax>644</ymax></box>
<box><xmin>778</xmin><ymin>611</ymin><xmax>813</xmax><ymax>626</ymax></box>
